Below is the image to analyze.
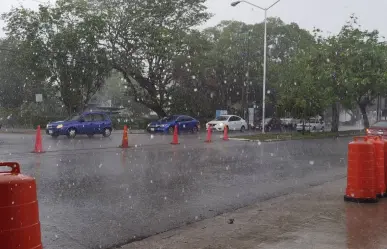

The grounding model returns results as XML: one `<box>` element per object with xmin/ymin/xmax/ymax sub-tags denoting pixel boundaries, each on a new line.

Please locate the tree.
<box><xmin>321</xmin><ymin>15</ymin><xmax>387</xmax><ymax>129</ymax></box>
<box><xmin>277</xmin><ymin>46</ymin><xmax>331</xmax><ymax>122</ymax></box>
<box><xmin>2</xmin><ymin>0</ymin><xmax>111</xmax><ymax>114</ymax></box>
<box><xmin>92</xmin><ymin>0</ymin><xmax>211</xmax><ymax>117</ymax></box>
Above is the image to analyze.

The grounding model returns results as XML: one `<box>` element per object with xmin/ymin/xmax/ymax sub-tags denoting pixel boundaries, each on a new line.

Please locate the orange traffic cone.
<box><xmin>34</xmin><ymin>125</ymin><xmax>44</xmax><ymax>153</ymax></box>
<box><xmin>223</xmin><ymin>125</ymin><xmax>229</xmax><ymax>141</ymax></box>
<box><xmin>171</xmin><ymin>125</ymin><xmax>179</xmax><ymax>145</ymax></box>
<box><xmin>120</xmin><ymin>125</ymin><xmax>129</xmax><ymax>148</ymax></box>
<box><xmin>205</xmin><ymin>126</ymin><xmax>212</xmax><ymax>143</ymax></box>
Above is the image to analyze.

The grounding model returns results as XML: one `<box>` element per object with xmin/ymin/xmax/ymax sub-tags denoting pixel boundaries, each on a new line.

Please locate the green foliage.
<box><xmin>2</xmin><ymin>0</ymin><xmax>111</xmax><ymax>115</ymax></box>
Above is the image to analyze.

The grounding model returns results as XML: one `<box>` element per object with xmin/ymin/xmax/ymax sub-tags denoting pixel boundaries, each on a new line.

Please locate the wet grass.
<box><xmin>234</xmin><ymin>130</ymin><xmax>365</xmax><ymax>142</ymax></box>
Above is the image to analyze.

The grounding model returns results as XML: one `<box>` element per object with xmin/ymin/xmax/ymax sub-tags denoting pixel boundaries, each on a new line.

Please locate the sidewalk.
<box><xmin>121</xmin><ymin>177</ymin><xmax>387</xmax><ymax>249</ymax></box>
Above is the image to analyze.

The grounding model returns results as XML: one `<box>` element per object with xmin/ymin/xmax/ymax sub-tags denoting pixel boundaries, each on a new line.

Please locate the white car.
<box><xmin>206</xmin><ymin>115</ymin><xmax>248</xmax><ymax>132</ymax></box>
<box><xmin>296</xmin><ymin>118</ymin><xmax>325</xmax><ymax>132</ymax></box>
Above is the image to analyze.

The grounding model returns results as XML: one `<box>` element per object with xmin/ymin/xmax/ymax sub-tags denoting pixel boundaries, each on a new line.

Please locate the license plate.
<box><xmin>48</xmin><ymin>130</ymin><xmax>53</xmax><ymax>134</ymax></box>
<box><xmin>151</xmin><ymin>128</ymin><xmax>154</xmax><ymax>131</ymax></box>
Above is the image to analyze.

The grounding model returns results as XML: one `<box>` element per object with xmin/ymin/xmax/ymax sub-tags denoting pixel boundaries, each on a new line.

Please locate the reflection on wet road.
<box><xmin>0</xmin><ymin>133</ymin><xmax>349</xmax><ymax>249</ymax></box>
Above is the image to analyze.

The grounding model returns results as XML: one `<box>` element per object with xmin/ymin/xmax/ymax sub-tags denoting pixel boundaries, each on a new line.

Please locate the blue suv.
<box><xmin>46</xmin><ymin>112</ymin><xmax>113</xmax><ymax>138</ymax></box>
<box><xmin>147</xmin><ymin>115</ymin><xmax>200</xmax><ymax>133</ymax></box>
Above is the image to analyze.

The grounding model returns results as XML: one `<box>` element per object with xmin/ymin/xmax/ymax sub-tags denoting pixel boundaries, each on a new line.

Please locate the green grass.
<box><xmin>234</xmin><ymin>130</ymin><xmax>365</xmax><ymax>142</ymax></box>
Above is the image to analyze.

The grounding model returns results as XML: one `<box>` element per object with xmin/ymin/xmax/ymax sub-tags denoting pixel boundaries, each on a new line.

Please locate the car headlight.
<box><xmin>56</xmin><ymin>124</ymin><xmax>63</xmax><ymax>129</ymax></box>
<box><xmin>219</xmin><ymin>123</ymin><xmax>224</xmax><ymax>126</ymax></box>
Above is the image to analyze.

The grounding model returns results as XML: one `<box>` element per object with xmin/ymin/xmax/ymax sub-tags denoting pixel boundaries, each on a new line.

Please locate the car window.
<box><xmin>234</xmin><ymin>116</ymin><xmax>241</xmax><ymax>121</ymax></box>
<box><xmin>162</xmin><ymin>116</ymin><xmax>178</xmax><ymax>122</ymax></box>
<box><xmin>184</xmin><ymin>116</ymin><xmax>194</xmax><ymax>122</ymax></box>
<box><xmin>83</xmin><ymin>114</ymin><xmax>93</xmax><ymax>122</ymax></box>
<box><xmin>215</xmin><ymin>116</ymin><xmax>228</xmax><ymax>121</ymax></box>
<box><xmin>93</xmin><ymin>114</ymin><xmax>105</xmax><ymax>121</ymax></box>
<box><xmin>373</xmin><ymin>121</ymin><xmax>387</xmax><ymax>128</ymax></box>
<box><xmin>67</xmin><ymin>114</ymin><xmax>81</xmax><ymax>121</ymax></box>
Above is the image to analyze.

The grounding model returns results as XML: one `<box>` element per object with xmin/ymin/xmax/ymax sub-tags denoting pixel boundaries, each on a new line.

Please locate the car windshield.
<box><xmin>160</xmin><ymin>116</ymin><xmax>178</xmax><ymax>122</ymax></box>
<box><xmin>215</xmin><ymin>116</ymin><xmax>229</xmax><ymax>121</ymax></box>
<box><xmin>66</xmin><ymin>114</ymin><xmax>81</xmax><ymax>121</ymax></box>
<box><xmin>372</xmin><ymin>121</ymin><xmax>387</xmax><ymax>128</ymax></box>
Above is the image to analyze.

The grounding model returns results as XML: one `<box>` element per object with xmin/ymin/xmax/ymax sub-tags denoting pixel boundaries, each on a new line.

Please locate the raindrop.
<box><xmin>195</xmin><ymin>216</ymin><xmax>199</xmax><ymax>220</ymax></box>
<box><xmin>98</xmin><ymin>163</ymin><xmax>103</xmax><ymax>168</ymax></box>
<box><xmin>257</xmin><ymin>141</ymin><xmax>262</xmax><ymax>146</ymax></box>
<box><xmin>164</xmin><ymin>196</ymin><xmax>167</xmax><ymax>200</ymax></box>
<box><xmin>194</xmin><ymin>88</ymin><xmax>197</xmax><ymax>92</ymax></box>
<box><xmin>11</xmin><ymin>217</ymin><xmax>13</xmax><ymax>221</ymax></box>
<box><xmin>270</xmin><ymin>153</ymin><xmax>274</xmax><ymax>157</ymax></box>
<box><xmin>267</xmin><ymin>90</ymin><xmax>271</xmax><ymax>94</ymax></box>
<box><xmin>150</xmin><ymin>134</ymin><xmax>154</xmax><ymax>139</ymax></box>
<box><xmin>150</xmin><ymin>180</ymin><xmax>153</xmax><ymax>183</ymax></box>
<box><xmin>309</xmin><ymin>160</ymin><xmax>315</xmax><ymax>165</ymax></box>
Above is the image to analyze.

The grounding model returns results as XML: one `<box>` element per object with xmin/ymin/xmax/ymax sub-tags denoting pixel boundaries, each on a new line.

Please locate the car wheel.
<box><xmin>87</xmin><ymin>134</ymin><xmax>94</xmax><ymax>138</ymax></box>
<box><xmin>240</xmin><ymin>125</ymin><xmax>246</xmax><ymax>132</ymax></box>
<box><xmin>67</xmin><ymin>128</ymin><xmax>77</xmax><ymax>139</ymax></box>
<box><xmin>103</xmin><ymin>128</ymin><xmax>111</xmax><ymax>137</ymax></box>
<box><xmin>168</xmin><ymin>126</ymin><xmax>174</xmax><ymax>134</ymax></box>
<box><xmin>191</xmin><ymin>126</ymin><xmax>199</xmax><ymax>134</ymax></box>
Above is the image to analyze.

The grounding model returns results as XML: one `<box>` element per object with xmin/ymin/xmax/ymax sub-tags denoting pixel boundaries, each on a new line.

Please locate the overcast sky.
<box><xmin>1</xmin><ymin>0</ymin><xmax>386</xmax><ymax>38</ymax></box>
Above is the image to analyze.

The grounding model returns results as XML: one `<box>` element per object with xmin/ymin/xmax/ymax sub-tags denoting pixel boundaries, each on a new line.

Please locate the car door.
<box><xmin>184</xmin><ymin>116</ymin><xmax>195</xmax><ymax>130</ymax></box>
<box><xmin>80</xmin><ymin>114</ymin><xmax>93</xmax><ymax>134</ymax></box>
<box><xmin>92</xmin><ymin>113</ymin><xmax>106</xmax><ymax>134</ymax></box>
<box><xmin>234</xmin><ymin>116</ymin><xmax>243</xmax><ymax>130</ymax></box>
<box><xmin>177</xmin><ymin>116</ymin><xmax>189</xmax><ymax>131</ymax></box>
<box><xmin>228</xmin><ymin>116</ymin><xmax>237</xmax><ymax>130</ymax></box>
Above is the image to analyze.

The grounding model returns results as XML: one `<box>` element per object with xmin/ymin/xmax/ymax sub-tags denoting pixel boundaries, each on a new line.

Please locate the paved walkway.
<box><xmin>121</xmin><ymin>177</ymin><xmax>387</xmax><ymax>249</ymax></box>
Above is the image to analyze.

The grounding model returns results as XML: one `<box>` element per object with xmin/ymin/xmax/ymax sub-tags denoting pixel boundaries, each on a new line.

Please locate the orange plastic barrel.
<box><xmin>372</xmin><ymin>137</ymin><xmax>386</xmax><ymax>197</ymax></box>
<box><xmin>345</xmin><ymin>136</ymin><xmax>378</xmax><ymax>203</ymax></box>
<box><xmin>0</xmin><ymin>162</ymin><xmax>42</xmax><ymax>249</ymax></box>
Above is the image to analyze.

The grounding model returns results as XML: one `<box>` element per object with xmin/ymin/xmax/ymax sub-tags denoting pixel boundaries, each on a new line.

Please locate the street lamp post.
<box><xmin>231</xmin><ymin>0</ymin><xmax>281</xmax><ymax>133</ymax></box>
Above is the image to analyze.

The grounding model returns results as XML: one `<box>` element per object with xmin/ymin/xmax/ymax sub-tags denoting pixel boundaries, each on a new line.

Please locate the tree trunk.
<box><xmin>331</xmin><ymin>103</ymin><xmax>339</xmax><ymax>132</ymax></box>
<box><xmin>151</xmin><ymin>105</ymin><xmax>167</xmax><ymax>118</ymax></box>
<box><xmin>359</xmin><ymin>103</ymin><xmax>369</xmax><ymax>129</ymax></box>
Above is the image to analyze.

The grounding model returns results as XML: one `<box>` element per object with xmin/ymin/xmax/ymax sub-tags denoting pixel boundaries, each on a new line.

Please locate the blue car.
<box><xmin>46</xmin><ymin>111</ymin><xmax>113</xmax><ymax>138</ymax></box>
<box><xmin>147</xmin><ymin>115</ymin><xmax>200</xmax><ymax>133</ymax></box>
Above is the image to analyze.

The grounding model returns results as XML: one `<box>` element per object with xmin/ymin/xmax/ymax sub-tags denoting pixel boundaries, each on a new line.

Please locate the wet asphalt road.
<box><xmin>0</xmin><ymin>132</ymin><xmax>349</xmax><ymax>249</ymax></box>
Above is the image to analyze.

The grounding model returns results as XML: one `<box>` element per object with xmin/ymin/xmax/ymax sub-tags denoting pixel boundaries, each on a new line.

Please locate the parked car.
<box><xmin>147</xmin><ymin>115</ymin><xmax>200</xmax><ymax>133</ymax></box>
<box><xmin>366</xmin><ymin>121</ymin><xmax>387</xmax><ymax>136</ymax></box>
<box><xmin>206</xmin><ymin>115</ymin><xmax>247</xmax><ymax>132</ymax></box>
<box><xmin>296</xmin><ymin>118</ymin><xmax>325</xmax><ymax>132</ymax></box>
<box><xmin>280</xmin><ymin>118</ymin><xmax>300</xmax><ymax>129</ymax></box>
<box><xmin>46</xmin><ymin>111</ymin><xmax>113</xmax><ymax>138</ymax></box>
